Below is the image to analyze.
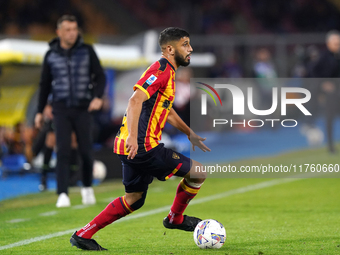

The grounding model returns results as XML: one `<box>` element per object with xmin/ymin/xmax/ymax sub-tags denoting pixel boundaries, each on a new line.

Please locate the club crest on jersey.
<box><xmin>146</xmin><ymin>74</ymin><xmax>157</xmax><ymax>85</ymax></box>
<box><xmin>172</xmin><ymin>152</ymin><xmax>180</xmax><ymax>159</ymax></box>
<box><xmin>162</xmin><ymin>99</ymin><xmax>171</xmax><ymax>110</ymax></box>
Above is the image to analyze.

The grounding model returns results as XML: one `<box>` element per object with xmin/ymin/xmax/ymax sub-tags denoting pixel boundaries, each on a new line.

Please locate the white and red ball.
<box><xmin>193</xmin><ymin>219</ymin><xmax>226</xmax><ymax>249</ymax></box>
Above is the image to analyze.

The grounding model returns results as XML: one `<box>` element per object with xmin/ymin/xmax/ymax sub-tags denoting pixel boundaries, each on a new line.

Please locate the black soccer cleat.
<box><xmin>163</xmin><ymin>215</ymin><xmax>202</xmax><ymax>232</ymax></box>
<box><xmin>70</xmin><ymin>231</ymin><xmax>107</xmax><ymax>251</ymax></box>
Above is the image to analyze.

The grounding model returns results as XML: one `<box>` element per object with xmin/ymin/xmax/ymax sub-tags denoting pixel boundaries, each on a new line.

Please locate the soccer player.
<box><xmin>70</xmin><ymin>27</ymin><xmax>210</xmax><ymax>251</ymax></box>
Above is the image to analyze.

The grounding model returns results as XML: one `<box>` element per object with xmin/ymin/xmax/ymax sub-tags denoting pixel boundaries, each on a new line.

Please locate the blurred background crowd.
<box><xmin>1</xmin><ymin>0</ymin><xmax>340</xmax><ymax>189</ymax></box>
<box><xmin>1</xmin><ymin>0</ymin><xmax>340</xmax><ymax>35</ymax></box>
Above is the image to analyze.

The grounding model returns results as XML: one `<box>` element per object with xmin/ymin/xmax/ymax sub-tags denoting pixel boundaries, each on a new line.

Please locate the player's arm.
<box><xmin>167</xmin><ymin>108</ymin><xmax>211</xmax><ymax>152</ymax></box>
<box><xmin>35</xmin><ymin>53</ymin><xmax>52</xmax><ymax>129</ymax></box>
<box><xmin>125</xmin><ymin>89</ymin><xmax>148</xmax><ymax>159</ymax></box>
<box><xmin>88</xmin><ymin>46</ymin><xmax>106</xmax><ymax>112</ymax></box>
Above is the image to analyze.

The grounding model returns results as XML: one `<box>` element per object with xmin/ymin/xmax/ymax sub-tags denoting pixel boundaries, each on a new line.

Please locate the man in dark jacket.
<box><xmin>35</xmin><ymin>15</ymin><xmax>106</xmax><ymax>207</ymax></box>
<box><xmin>311</xmin><ymin>30</ymin><xmax>340</xmax><ymax>153</ymax></box>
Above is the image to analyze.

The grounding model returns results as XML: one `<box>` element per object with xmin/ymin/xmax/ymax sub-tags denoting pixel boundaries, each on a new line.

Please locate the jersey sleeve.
<box><xmin>134</xmin><ymin>67</ymin><xmax>169</xmax><ymax>99</ymax></box>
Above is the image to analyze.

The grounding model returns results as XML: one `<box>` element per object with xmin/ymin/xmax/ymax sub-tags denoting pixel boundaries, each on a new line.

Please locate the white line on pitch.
<box><xmin>72</xmin><ymin>205</ymin><xmax>90</xmax><ymax>210</ymax></box>
<box><xmin>6</xmin><ymin>218</ymin><xmax>30</xmax><ymax>224</ymax></box>
<box><xmin>0</xmin><ymin>177</ymin><xmax>305</xmax><ymax>251</ymax></box>
<box><xmin>39</xmin><ymin>211</ymin><xmax>58</xmax><ymax>217</ymax></box>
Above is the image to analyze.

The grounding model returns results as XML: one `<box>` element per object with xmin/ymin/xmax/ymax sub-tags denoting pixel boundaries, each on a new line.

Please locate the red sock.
<box><xmin>76</xmin><ymin>196</ymin><xmax>133</xmax><ymax>239</ymax></box>
<box><xmin>168</xmin><ymin>178</ymin><xmax>201</xmax><ymax>224</ymax></box>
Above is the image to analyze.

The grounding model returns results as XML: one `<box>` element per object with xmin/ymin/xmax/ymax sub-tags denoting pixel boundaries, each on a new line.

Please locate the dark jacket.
<box><xmin>311</xmin><ymin>49</ymin><xmax>340</xmax><ymax>78</ymax></box>
<box><xmin>37</xmin><ymin>36</ymin><xmax>106</xmax><ymax>113</ymax></box>
<box><xmin>310</xmin><ymin>49</ymin><xmax>340</xmax><ymax>97</ymax></box>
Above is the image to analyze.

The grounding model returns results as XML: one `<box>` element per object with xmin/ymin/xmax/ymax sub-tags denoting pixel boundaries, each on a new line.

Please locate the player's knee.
<box><xmin>126</xmin><ymin>191</ymin><xmax>147</xmax><ymax>211</ymax></box>
<box><xmin>188</xmin><ymin>161</ymin><xmax>207</xmax><ymax>183</ymax></box>
<box><xmin>199</xmin><ymin>163</ymin><xmax>207</xmax><ymax>181</ymax></box>
<box><xmin>129</xmin><ymin>192</ymin><xmax>147</xmax><ymax>211</ymax></box>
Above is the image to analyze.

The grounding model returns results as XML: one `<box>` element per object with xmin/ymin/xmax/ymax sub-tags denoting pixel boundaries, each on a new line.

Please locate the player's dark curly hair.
<box><xmin>158</xmin><ymin>27</ymin><xmax>190</xmax><ymax>47</ymax></box>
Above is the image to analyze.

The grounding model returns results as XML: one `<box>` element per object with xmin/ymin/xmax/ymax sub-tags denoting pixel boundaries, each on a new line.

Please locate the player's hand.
<box><xmin>188</xmin><ymin>131</ymin><xmax>211</xmax><ymax>152</ymax></box>
<box><xmin>43</xmin><ymin>105</ymin><xmax>53</xmax><ymax>120</ymax></box>
<box><xmin>34</xmin><ymin>113</ymin><xmax>43</xmax><ymax>129</ymax></box>
<box><xmin>88</xmin><ymin>97</ymin><xmax>103</xmax><ymax>112</ymax></box>
<box><xmin>126</xmin><ymin>135</ymin><xmax>138</xmax><ymax>160</ymax></box>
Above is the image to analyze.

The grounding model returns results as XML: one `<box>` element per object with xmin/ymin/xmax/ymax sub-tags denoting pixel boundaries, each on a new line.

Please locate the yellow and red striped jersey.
<box><xmin>114</xmin><ymin>57</ymin><xmax>176</xmax><ymax>155</ymax></box>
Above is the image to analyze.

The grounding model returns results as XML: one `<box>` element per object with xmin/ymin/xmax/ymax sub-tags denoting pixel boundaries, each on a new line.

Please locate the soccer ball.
<box><xmin>92</xmin><ymin>160</ymin><xmax>107</xmax><ymax>181</ymax></box>
<box><xmin>193</xmin><ymin>219</ymin><xmax>226</xmax><ymax>249</ymax></box>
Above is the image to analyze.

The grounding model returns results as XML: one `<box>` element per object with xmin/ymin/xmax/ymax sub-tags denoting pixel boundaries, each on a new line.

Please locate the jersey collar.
<box><xmin>161</xmin><ymin>55</ymin><xmax>176</xmax><ymax>71</ymax></box>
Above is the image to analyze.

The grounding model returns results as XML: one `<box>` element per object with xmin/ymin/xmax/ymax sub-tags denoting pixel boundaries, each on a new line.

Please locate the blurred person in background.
<box><xmin>311</xmin><ymin>30</ymin><xmax>340</xmax><ymax>153</ymax></box>
<box><xmin>305</xmin><ymin>45</ymin><xmax>320</xmax><ymax>77</ymax></box>
<box><xmin>292</xmin><ymin>45</ymin><xmax>323</xmax><ymax>146</ymax></box>
<box><xmin>298</xmin><ymin>46</ymin><xmax>320</xmax><ymax>126</ymax></box>
<box><xmin>34</xmin><ymin>15</ymin><xmax>106</xmax><ymax>207</ymax></box>
<box><xmin>6</xmin><ymin>122</ymin><xmax>25</xmax><ymax>155</ymax></box>
<box><xmin>209</xmin><ymin>53</ymin><xmax>243</xmax><ymax>78</ymax></box>
<box><xmin>253</xmin><ymin>48</ymin><xmax>277</xmax><ymax>87</ymax></box>
<box><xmin>0</xmin><ymin>126</ymin><xmax>8</xmax><ymax>160</ymax></box>
<box><xmin>252</xmin><ymin>48</ymin><xmax>278</xmax><ymax>119</ymax></box>
<box><xmin>33</xmin><ymin>104</ymin><xmax>79</xmax><ymax>191</ymax></box>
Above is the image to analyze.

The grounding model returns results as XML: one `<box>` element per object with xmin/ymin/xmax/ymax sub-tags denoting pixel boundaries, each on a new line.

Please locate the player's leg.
<box><xmin>31</xmin><ymin>127</ymin><xmax>47</xmax><ymax>158</ymax></box>
<box><xmin>54</xmin><ymin>113</ymin><xmax>73</xmax><ymax>207</ymax></box>
<box><xmin>39</xmin><ymin>131</ymin><xmax>55</xmax><ymax>191</ymax></box>
<box><xmin>70</xmin><ymin>191</ymin><xmax>146</xmax><ymax>251</ymax></box>
<box><xmin>73</xmin><ymin>110</ymin><xmax>95</xmax><ymax>204</ymax></box>
<box><xmin>75</xmin><ymin>191</ymin><xmax>145</xmax><ymax>237</ymax></box>
<box><xmin>71</xmin><ymin>157</ymin><xmax>151</xmax><ymax>250</ymax></box>
<box><xmin>164</xmin><ymin>159</ymin><xmax>206</xmax><ymax>231</ymax></box>
<box><xmin>69</xmin><ymin>132</ymin><xmax>79</xmax><ymax>186</ymax></box>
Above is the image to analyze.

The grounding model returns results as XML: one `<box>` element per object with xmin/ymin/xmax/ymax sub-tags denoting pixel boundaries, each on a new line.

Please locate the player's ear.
<box><xmin>167</xmin><ymin>44</ymin><xmax>175</xmax><ymax>56</ymax></box>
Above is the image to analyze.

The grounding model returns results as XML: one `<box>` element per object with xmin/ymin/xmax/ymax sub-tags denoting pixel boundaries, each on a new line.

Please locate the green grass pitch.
<box><xmin>0</xmin><ymin>146</ymin><xmax>340</xmax><ymax>254</ymax></box>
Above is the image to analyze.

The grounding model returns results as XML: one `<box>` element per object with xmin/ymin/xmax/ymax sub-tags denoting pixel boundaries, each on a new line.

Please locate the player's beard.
<box><xmin>175</xmin><ymin>51</ymin><xmax>190</xmax><ymax>67</ymax></box>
